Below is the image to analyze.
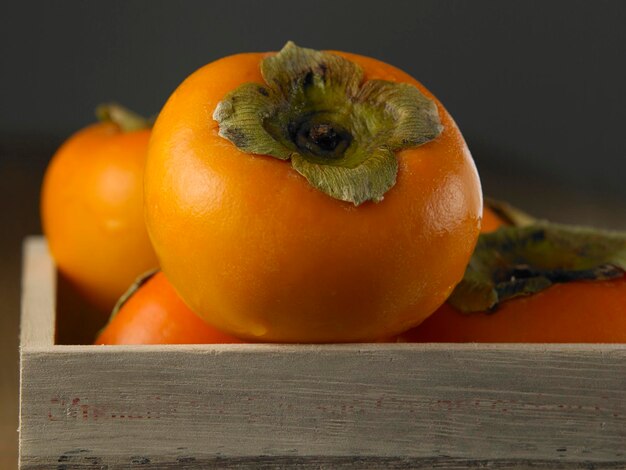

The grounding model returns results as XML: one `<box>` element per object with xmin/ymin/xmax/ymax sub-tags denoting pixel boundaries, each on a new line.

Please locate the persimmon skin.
<box><xmin>399</xmin><ymin>277</ymin><xmax>626</xmax><ymax>343</ymax></box>
<box><xmin>145</xmin><ymin>50</ymin><xmax>483</xmax><ymax>343</ymax></box>
<box><xmin>400</xmin><ymin>206</ymin><xmax>626</xmax><ymax>343</ymax></box>
<box><xmin>41</xmin><ymin>122</ymin><xmax>158</xmax><ymax>312</ymax></box>
<box><xmin>481</xmin><ymin>206</ymin><xmax>506</xmax><ymax>232</ymax></box>
<box><xmin>95</xmin><ymin>272</ymin><xmax>243</xmax><ymax>345</ymax></box>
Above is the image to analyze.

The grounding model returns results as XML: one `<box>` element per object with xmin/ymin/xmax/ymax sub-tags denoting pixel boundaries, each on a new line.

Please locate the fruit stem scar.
<box><xmin>213</xmin><ymin>41</ymin><xmax>443</xmax><ymax>205</ymax></box>
<box><xmin>290</xmin><ymin>118</ymin><xmax>353</xmax><ymax>159</ymax></box>
<box><xmin>96</xmin><ymin>103</ymin><xmax>152</xmax><ymax>132</ymax></box>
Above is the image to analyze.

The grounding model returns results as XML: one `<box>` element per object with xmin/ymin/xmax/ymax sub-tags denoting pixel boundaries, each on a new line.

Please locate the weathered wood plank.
<box><xmin>18</xmin><ymin>455</ymin><xmax>626</xmax><ymax>469</ymax></box>
<box><xmin>20</xmin><ymin>237</ymin><xmax>55</xmax><ymax>349</ymax></box>
<box><xmin>19</xmin><ymin>236</ymin><xmax>626</xmax><ymax>469</ymax></box>
<box><xmin>20</xmin><ymin>344</ymin><xmax>626</xmax><ymax>468</ymax></box>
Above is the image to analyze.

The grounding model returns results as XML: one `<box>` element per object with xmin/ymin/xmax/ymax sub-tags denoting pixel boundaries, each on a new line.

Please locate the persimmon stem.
<box><xmin>213</xmin><ymin>42</ymin><xmax>442</xmax><ymax>206</ymax></box>
<box><xmin>96</xmin><ymin>103</ymin><xmax>151</xmax><ymax>132</ymax></box>
<box><xmin>291</xmin><ymin>118</ymin><xmax>352</xmax><ymax>159</ymax></box>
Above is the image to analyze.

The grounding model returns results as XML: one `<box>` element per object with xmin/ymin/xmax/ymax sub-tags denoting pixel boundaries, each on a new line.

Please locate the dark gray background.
<box><xmin>2</xmin><ymin>0</ymin><xmax>626</xmax><ymax>197</ymax></box>
<box><xmin>1</xmin><ymin>1</ymin><xmax>625</xmax><ymax>466</ymax></box>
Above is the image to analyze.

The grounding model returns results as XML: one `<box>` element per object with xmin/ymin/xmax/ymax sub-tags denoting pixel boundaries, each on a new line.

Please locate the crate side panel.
<box><xmin>19</xmin><ymin>346</ymin><xmax>626</xmax><ymax>467</ymax></box>
<box><xmin>20</xmin><ymin>237</ymin><xmax>55</xmax><ymax>348</ymax></box>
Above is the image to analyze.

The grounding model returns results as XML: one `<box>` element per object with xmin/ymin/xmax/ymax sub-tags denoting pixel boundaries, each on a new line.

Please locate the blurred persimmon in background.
<box><xmin>41</xmin><ymin>104</ymin><xmax>158</xmax><ymax>313</ymax></box>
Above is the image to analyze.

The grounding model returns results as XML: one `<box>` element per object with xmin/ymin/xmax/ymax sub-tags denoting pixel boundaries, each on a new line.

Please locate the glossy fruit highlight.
<box><xmin>145</xmin><ymin>43</ymin><xmax>482</xmax><ymax>342</ymax></box>
<box><xmin>41</xmin><ymin>104</ymin><xmax>158</xmax><ymax>312</ymax></box>
<box><xmin>400</xmin><ymin>207</ymin><xmax>626</xmax><ymax>343</ymax></box>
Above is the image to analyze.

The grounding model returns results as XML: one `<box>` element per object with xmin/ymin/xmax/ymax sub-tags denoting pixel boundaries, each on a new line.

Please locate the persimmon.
<box><xmin>482</xmin><ymin>197</ymin><xmax>535</xmax><ymax>231</ymax></box>
<box><xmin>400</xmin><ymin>277</ymin><xmax>626</xmax><ymax>342</ymax></box>
<box><xmin>481</xmin><ymin>205</ymin><xmax>506</xmax><ymax>233</ymax></box>
<box><xmin>41</xmin><ymin>104</ymin><xmax>158</xmax><ymax>312</ymax></box>
<box><xmin>145</xmin><ymin>42</ymin><xmax>482</xmax><ymax>342</ymax></box>
<box><xmin>400</xmin><ymin>222</ymin><xmax>626</xmax><ymax>342</ymax></box>
<box><xmin>95</xmin><ymin>271</ymin><xmax>243</xmax><ymax>345</ymax></box>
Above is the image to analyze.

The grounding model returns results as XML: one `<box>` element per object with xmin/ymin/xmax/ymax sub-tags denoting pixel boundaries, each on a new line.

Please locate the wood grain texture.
<box><xmin>19</xmin><ymin>237</ymin><xmax>626</xmax><ymax>469</ymax></box>
<box><xmin>20</xmin><ymin>344</ymin><xmax>626</xmax><ymax>468</ymax></box>
<box><xmin>20</xmin><ymin>237</ymin><xmax>55</xmax><ymax>348</ymax></box>
<box><xmin>17</xmin><ymin>455</ymin><xmax>626</xmax><ymax>470</ymax></box>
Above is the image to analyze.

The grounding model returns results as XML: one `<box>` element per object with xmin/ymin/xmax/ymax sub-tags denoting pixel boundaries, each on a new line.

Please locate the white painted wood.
<box><xmin>19</xmin><ymin>344</ymin><xmax>626</xmax><ymax>468</ymax></box>
<box><xmin>19</xmin><ymin>237</ymin><xmax>626</xmax><ymax>469</ymax></box>
<box><xmin>20</xmin><ymin>237</ymin><xmax>55</xmax><ymax>349</ymax></box>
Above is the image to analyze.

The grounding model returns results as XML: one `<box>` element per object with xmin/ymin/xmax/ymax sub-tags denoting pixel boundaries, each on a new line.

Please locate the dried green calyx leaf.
<box><xmin>449</xmin><ymin>223</ymin><xmax>626</xmax><ymax>313</ymax></box>
<box><xmin>93</xmin><ymin>268</ymin><xmax>159</xmax><ymax>342</ymax></box>
<box><xmin>110</xmin><ymin>269</ymin><xmax>159</xmax><ymax>320</ymax></box>
<box><xmin>213</xmin><ymin>41</ymin><xmax>443</xmax><ymax>205</ymax></box>
<box><xmin>96</xmin><ymin>103</ymin><xmax>152</xmax><ymax>132</ymax></box>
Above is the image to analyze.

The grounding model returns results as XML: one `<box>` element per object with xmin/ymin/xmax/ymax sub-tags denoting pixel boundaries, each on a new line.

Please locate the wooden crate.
<box><xmin>19</xmin><ymin>236</ymin><xmax>626</xmax><ymax>469</ymax></box>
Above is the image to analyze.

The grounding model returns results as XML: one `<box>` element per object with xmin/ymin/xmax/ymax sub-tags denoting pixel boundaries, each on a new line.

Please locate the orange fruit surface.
<box><xmin>41</xmin><ymin>122</ymin><xmax>158</xmax><ymax>312</ymax></box>
<box><xmin>95</xmin><ymin>272</ymin><xmax>243</xmax><ymax>345</ymax></box>
<box><xmin>399</xmin><ymin>205</ymin><xmax>626</xmax><ymax>343</ymax></box>
<box><xmin>144</xmin><ymin>50</ymin><xmax>483</xmax><ymax>342</ymax></box>
<box><xmin>480</xmin><ymin>205</ymin><xmax>506</xmax><ymax>232</ymax></box>
<box><xmin>399</xmin><ymin>277</ymin><xmax>626</xmax><ymax>343</ymax></box>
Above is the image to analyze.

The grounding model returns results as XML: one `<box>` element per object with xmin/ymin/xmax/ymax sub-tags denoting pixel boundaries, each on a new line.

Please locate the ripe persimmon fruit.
<box><xmin>480</xmin><ymin>205</ymin><xmax>506</xmax><ymax>233</ymax></box>
<box><xmin>95</xmin><ymin>271</ymin><xmax>243</xmax><ymax>345</ymax></box>
<box><xmin>400</xmin><ymin>207</ymin><xmax>626</xmax><ymax>343</ymax></box>
<box><xmin>145</xmin><ymin>42</ymin><xmax>483</xmax><ymax>342</ymax></box>
<box><xmin>41</xmin><ymin>104</ymin><xmax>158</xmax><ymax>312</ymax></box>
<box><xmin>400</xmin><ymin>276</ymin><xmax>626</xmax><ymax>343</ymax></box>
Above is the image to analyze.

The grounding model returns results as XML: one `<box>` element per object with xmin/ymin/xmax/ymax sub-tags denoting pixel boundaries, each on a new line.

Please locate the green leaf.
<box><xmin>449</xmin><ymin>223</ymin><xmax>626</xmax><ymax>313</ymax></box>
<box><xmin>213</xmin><ymin>42</ymin><xmax>444</xmax><ymax>205</ymax></box>
<box><xmin>355</xmin><ymin>80</ymin><xmax>443</xmax><ymax>149</ymax></box>
<box><xmin>96</xmin><ymin>103</ymin><xmax>152</xmax><ymax>132</ymax></box>
<box><xmin>291</xmin><ymin>145</ymin><xmax>398</xmax><ymax>205</ymax></box>
<box><xmin>261</xmin><ymin>41</ymin><xmax>364</xmax><ymax>103</ymax></box>
<box><xmin>213</xmin><ymin>83</ymin><xmax>292</xmax><ymax>159</ymax></box>
<box><xmin>109</xmin><ymin>269</ymin><xmax>159</xmax><ymax>321</ymax></box>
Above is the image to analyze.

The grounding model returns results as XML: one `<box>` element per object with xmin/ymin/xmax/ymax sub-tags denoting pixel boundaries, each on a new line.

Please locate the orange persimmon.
<box><xmin>41</xmin><ymin>105</ymin><xmax>158</xmax><ymax>312</ymax></box>
<box><xmin>481</xmin><ymin>205</ymin><xmax>506</xmax><ymax>233</ymax></box>
<box><xmin>399</xmin><ymin>210</ymin><xmax>626</xmax><ymax>343</ymax></box>
<box><xmin>95</xmin><ymin>272</ymin><xmax>243</xmax><ymax>345</ymax></box>
<box><xmin>144</xmin><ymin>42</ymin><xmax>482</xmax><ymax>342</ymax></box>
<box><xmin>399</xmin><ymin>276</ymin><xmax>626</xmax><ymax>343</ymax></box>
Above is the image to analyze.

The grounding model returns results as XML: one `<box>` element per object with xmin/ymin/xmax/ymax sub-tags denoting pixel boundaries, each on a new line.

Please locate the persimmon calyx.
<box><xmin>109</xmin><ymin>269</ymin><xmax>159</xmax><ymax>320</ymax></box>
<box><xmin>213</xmin><ymin>41</ymin><xmax>443</xmax><ymax>206</ymax></box>
<box><xmin>96</xmin><ymin>103</ymin><xmax>152</xmax><ymax>132</ymax></box>
<box><xmin>449</xmin><ymin>223</ymin><xmax>626</xmax><ymax>313</ymax></box>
